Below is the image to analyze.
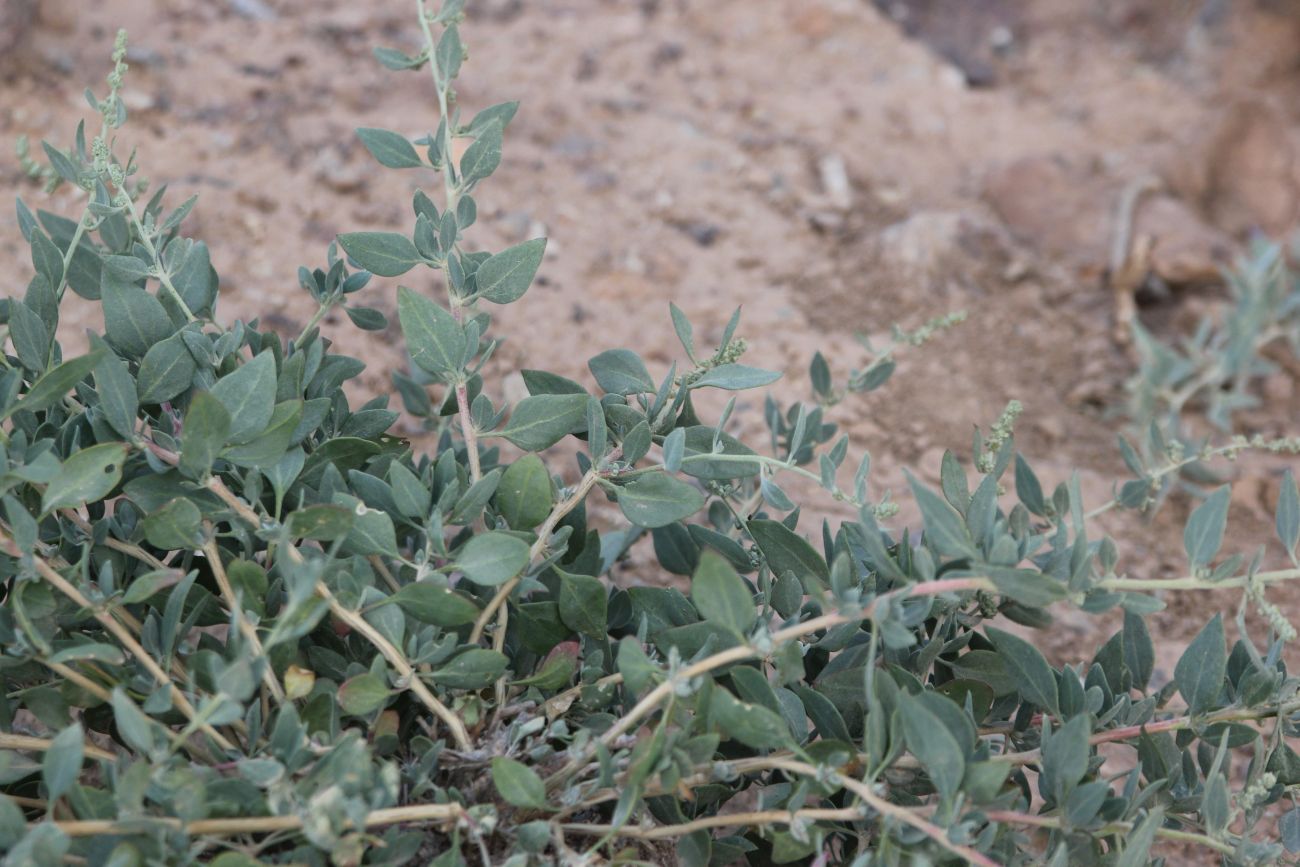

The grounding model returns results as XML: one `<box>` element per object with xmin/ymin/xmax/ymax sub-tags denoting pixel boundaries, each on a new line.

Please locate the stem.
<box><xmin>203</xmin><ymin>539</ymin><xmax>286</xmax><ymax>703</ymax></box>
<box><xmin>1100</xmin><ymin>566</ymin><xmax>1300</xmax><ymax>593</ymax></box>
<box><xmin>292</xmin><ymin>298</ymin><xmax>335</xmax><ymax>351</ymax></box>
<box><xmin>41</xmin><ymin>802</ymin><xmax>464</xmax><ymax>838</ymax></box>
<box><xmin>563</xmin><ymin>807</ymin><xmax>865</xmax><ymax>841</ymax></box>
<box><xmin>416</xmin><ymin>0</ymin><xmax>461</xmax><ymax>216</ymax></box>
<box><xmin>0</xmin><ymin>733</ymin><xmax>116</xmax><ymax>763</ymax></box>
<box><xmin>455</xmin><ymin>381</ymin><xmax>481</xmax><ymax>483</ymax></box>
<box><xmin>120</xmin><ymin>193</ymin><xmax>196</xmax><ymax>322</ymax></box>
<box><xmin>982</xmin><ymin>809</ymin><xmax>1236</xmax><ymax>856</ymax></box>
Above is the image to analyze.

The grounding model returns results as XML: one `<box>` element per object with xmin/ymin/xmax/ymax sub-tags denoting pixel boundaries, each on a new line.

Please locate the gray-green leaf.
<box><xmin>456</xmin><ymin>531</ymin><xmax>530</xmax><ymax>586</ymax></box>
<box><xmin>41</xmin><ymin>443</ymin><xmax>130</xmax><ymax>513</ymax></box>
<box><xmin>1184</xmin><ymin>485</ymin><xmax>1230</xmax><ymax>569</ymax></box>
<box><xmin>1175</xmin><ymin>614</ymin><xmax>1225</xmax><ymax>716</ymax></box>
<box><xmin>356</xmin><ymin>127</ymin><xmax>423</xmax><ymax>169</ymax></box>
<box><xmin>398</xmin><ymin>286</ymin><xmax>465</xmax><ymax>378</ymax></box>
<box><xmin>496</xmin><ymin>393</ymin><xmax>587</xmax><ymax>452</ymax></box>
<box><xmin>339</xmin><ymin>232</ymin><xmax>424</xmax><ymax>277</ymax></box>
<box><xmin>691</xmin><ymin>551</ymin><xmax>755</xmax><ymax>635</ymax></box>
<box><xmin>617</xmin><ymin>473</ymin><xmax>705</xmax><ymax>528</ymax></box>
<box><xmin>210</xmin><ymin>351</ymin><xmax>277</xmax><ymax>444</ymax></box>
<box><xmin>491</xmin><ymin>756</ymin><xmax>547</xmax><ymax>809</ymax></box>
<box><xmin>475</xmin><ymin>238</ymin><xmax>546</xmax><ymax>304</ymax></box>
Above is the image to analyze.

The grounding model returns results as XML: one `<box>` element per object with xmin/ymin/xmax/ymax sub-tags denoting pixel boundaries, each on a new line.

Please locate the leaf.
<box><xmin>474</xmin><ymin>238</ymin><xmax>546</xmax><ymax>304</ymax></box>
<box><xmin>1175</xmin><ymin>614</ymin><xmax>1226</xmax><ymax>716</ymax></box>
<box><xmin>285</xmin><ymin>504</ymin><xmax>355</xmax><ymax>540</ymax></box>
<box><xmin>491</xmin><ymin>757</ymin><xmax>547</xmax><ymax>809</ymax></box>
<box><xmin>496</xmin><ymin>393</ymin><xmax>588</xmax><ymax>451</ymax></box>
<box><xmin>1278</xmin><ymin>469</ymin><xmax>1299</xmax><ymax>561</ymax></box>
<box><xmin>136</xmin><ymin>334</ymin><xmax>197</xmax><ymax>405</ymax></box>
<box><xmin>748</xmin><ymin>519</ymin><xmax>830</xmax><ymax>594</ymax></box>
<box><xmin>1122</xmin><ymin>610</ymin><xmax>1154</xmax><ymax>691</ymax></box>
<box><xmin>588</xmin><ymin>348</ymin><xmax>655</xmax><ymax>396</ymax></box>
<box><xmin>42</xmin><ymin>724</ymin><xmax>84</xmax><ymax>803</ymax></box>
<box><xmin>1281</xmin><ymin>807</ymin><xmax>1300</xmax><ymax>854</ymax></box>
<box><xmin>1042</xmin><ymin>714</ymin><xmax>1091</xmax><ymax>802</ymax></box>
<box><xmin>617</xmin><ymin>473</ymin><xmax>705</xmax><ymax>528</ymax></box>
<box><xmin>397</xmin><ymin>286</ymin><xmax>465</xmax><ymax>378</ymax></box>
<box><xmin>143</xmin><ymin>498</ymin><xmax>204</xmax><ymax>549</ymax></box>
<box><xmin>898</xmin><ymin>693</ymin><xmax>965</xmax><ymax>801</ymax></box>
<box><xmin>689</xmin><ymin>363</ymin><xmax>781</xmax><ymax>391</ymax></box>
<box><xmin>6</xmin><ymin>351</ymin><xmax>105</xmax><ymax>419</ymax></box>
<box><xmin>691</xmin><ymin>551</ymin><xmax>756</xmax><ymax>635</ymax></box>
<box><xmin>210</xmin><ymin>351</ymin><xmax>277</xmax><ymax>443</ymax></box>
<box><xmin>459</xmin><ymin>122</ymin><xmax>502</xmax><ymax>184</ymax></box>
<box><xmin>102</xmin><ymin>284</ymin><xmax>173</xmax><ymax>359</ymax></box>
<box><xmin>496</xmin><ymin>454</ymin><xmax>553</xmax><ymax>529</ymax></box>
<box><xmin>1184</xmin><ymin>485</ymin><xmax>1231</xmax><ymax>569</ymax></box>
<box><xmin>47</xmin><ymin>642</ymin><xmax>125</xmax><ymax>666</ymax></box>
<box><xmin>907</xmin><ymin>471</ymin><xmax>975</xmax><ymax>558</ymax></box>
<box><xmin>9</xmin><ymin>301</ymin><xmax>50</xmax><ymax>372</ymax></box>
<box><xmin>456</xmin><ymin>531</ymin><xmax>530</xmax><ymax>586</ymax></box>
<box><xmin>431</xmin><ymin>648</ymin><xmax>508</xmax><ymax>689</ymax></box>
<box><xmin>221</xmin><ymin>401</ymin><xmax>303</xmax><ymax>469</ymax></box>
<box><xmin>338</xmin><ymin>232</ymin><xmax>423</xmax><ymax>277</ymax></box>
<box><xmin>356</xmin><ymin>127</ymin><xmax>424</xmax><ymax>169</ymax></box>
<box><xmin>985</xmin><ymin>626</ymin><xmax>1060</xmax><ymax>716</ymax></box>
<box><xmin>557</xmin><ymin>570</ymin><xmax>607</xmax><ymax>638</ymax></box>
<box><xmin>41</xmin><ymin>443</ymin><xmax>130</xmax><ymax>513</ymax></box>
<box><xmin>709</xmin><ymin>687</ymin><xmax>791</xmax><ymax>749</ymax></box>
<box><xmin>392</xmin><ymin>583</ymin><xmax>481</xmax><ymax>627</ymax></box>
<box><xmin>337</xmin><ymin>672</ymin><xmax>391</xmax><ymax>716</ymax></box>
<box><xmin>332</xmin><ymin>494</ymin><xmax>399</xmax><ymax>557</ymax></box>
<box><xmin>94</xmin><ymin>350</ymin><xmax>139</xmax><ymax>441</ymax></box>
<box><xmin>1116</xmin><ymin>809</ymin><xmax>1163</xmax><ymax>867</ymax></box>
<box><xmin>662</xmin><ymin>427</ymin><xmax>686</xmax><ymax>474</ymax></box>
<box><xmin>178</xmin><ymin>391</ymin><xmax>232</xmax><ymax>479</ymax></box>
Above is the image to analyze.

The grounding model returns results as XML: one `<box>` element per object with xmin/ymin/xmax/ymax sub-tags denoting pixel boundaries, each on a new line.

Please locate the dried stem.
<box><xmin>202</xmin><ymin>538</ymin><xmax>286</xmax><ymax>703</ymax></box>
<box><xmin>41</xmin><ymin>802</ymin><xmax>464</xmax><ymax>838</ymax></box>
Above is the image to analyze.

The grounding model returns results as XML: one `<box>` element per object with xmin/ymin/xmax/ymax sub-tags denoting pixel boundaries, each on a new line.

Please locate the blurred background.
<box><xmin>3</xmin><ymin>0</ymin><xmax>1300</xmax><ymax>669</ymax></box>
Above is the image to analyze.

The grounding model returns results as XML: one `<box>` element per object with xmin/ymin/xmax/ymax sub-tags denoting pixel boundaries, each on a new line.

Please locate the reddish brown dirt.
<box><xmin>3</xmin><ymin>0</ymin><xmax>1300</xmax><ymax>857</ymax></box>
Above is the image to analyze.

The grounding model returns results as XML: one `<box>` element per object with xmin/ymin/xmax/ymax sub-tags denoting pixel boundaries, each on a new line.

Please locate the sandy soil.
<box><xmin>3</xmin><ymin>0</ymin><xmax>1300</xmax><ymax>855</ymax></box>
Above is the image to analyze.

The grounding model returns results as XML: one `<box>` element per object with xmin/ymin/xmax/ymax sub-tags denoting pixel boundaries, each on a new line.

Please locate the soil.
<box><xmin>3</xmin><ymin>0</ymin><xmax>1300</xmax><ymax>859</ymax></box>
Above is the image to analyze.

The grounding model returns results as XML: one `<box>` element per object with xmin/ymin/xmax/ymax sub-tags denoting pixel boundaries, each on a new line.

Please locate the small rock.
<box><xmin>818</xmin><ymin>153</ymin><xmax>853</xmax><ymax>210</ymax></box>
<box><xmin>674</xmin><ymin>220</ymin><xmax>721</xmax><ymax>248</ymax></box>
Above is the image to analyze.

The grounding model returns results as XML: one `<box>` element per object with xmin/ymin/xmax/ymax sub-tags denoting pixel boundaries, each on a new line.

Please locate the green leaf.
<box><xmin>1277</xmin><ymin>469</ymin><xmax>1298</xmax><ymax>561</ymax></box>
<box><xmin>136</xmin><ymin>334</ymin><xmax>197</xmax><ymax>405</ymax></box>
<box><xmin>1116</xmin><ymin>809</ymin><xmax>1164</xmax><ymax>867</ymax></box>
<box><xmin>332</xmin><ymin>494</ymin><xmax>399</xmax><ymax>557</ymax></box>
<box><xmin>709</xmin><ymin>687</ymin><xmax>791</xmax><ymax>750</ymax></box>
<box><xmin>496</xmin><ymin>454</ymin><xmax>553</xmax><ymax>529</ymax></box>
<box><xmin>285</xmin><ymin>504</ymin><xmax>355</xmax><ymax>540</ymax></box>
<box><xmin>474</xmin><ymin>238</ymin><xmax>546</xmax><ymax>304</ymax></box>
<box><xmin>210</xmin><ymin>351</ymin><xmax>277</xmax><ymax>443</ymax></box>
<box><xmin>102</xmin><ymin>284</ymin><xmax>173</xmax><ymax>359</ymax></box>
<box><xmin>557</xmin><ymin>570</ymin><xmax>606</xmax><ymax>638</ymax></box>
<box><xmin>435</xmin><ymin>24</ymin><xmax>463</xmax><ymax>82</ymax></box>
<box><xmin>617</xmin><ymin>473</ymin><xmax>705</xmax><ymax>528</ymax></box>
<box><xmin>356</xmin><ymin>127</ymin><xmax>423</xmax><ymax>169</ymax></box>
<box><xmin>748</xmin><ymin>519</ymin><xmax>830</xmax><ymax>594</ymax></box>
<box><xmin>397</xmin><ymin>286</ymin><xmax>465</xmax><ymax>378</ymax></box>
<box><xmin>1175</xmin><ymin>614</ymin><xmax>1226</xmax><ymax>716</ymax></box>
<box><xmin>47</xmin><ymin>642</ymin><xmax>125</xmax><ymax>666</ymax></box>
<box><xmin>1122</xmin><ymin>610</ymin><xmax>1154</xmax><ymax>691</ymax></box>
<box><xmin>337</xmin><ymin>672</ymin><xmax>391</xmax><ymax>715</ymax></box>
<box><xmin>897</xmin><ymin>692</ymin><xmax>965</xmax><ymax>801</ymax></box>
<box><xmin>9</xmin><ymin>301</ymin><xmax>50</xmax><ymax>372</ymax></box>
<box><xmin>496</xmin><ymin>393</ymin><xmax>588</xmax><ymax>451</ymax></box>
<box><xmin>221</xmin><ymin>400</ymin><xmax>303</xmax><ymax>469</ymax></box>
<box><xmin>456</xmin><ymin>531</ymin><xmax>530</xmax><ymax>586</ymax></box>
<box><xmin>338</xmin><ymin>232</ymin><xmax>423</xmax><ymax>277</ymax></box>
<box><xmin>985</xmin><ymin>626</ymin><xmax>1060</xmax><ymax>716</ymax></box>
<box><xmin>6</xmin><ymin>350</ymin><xmax>105</xmax><ymax>419</ymax></box>
<box><xmin>491</xmin><ymin>757</ymin><xmax>547</xmax><ymax>809</ymax></box>
<box><xmin>1042</xmin><ymin>714</ymin><xmax>1091</xmax><ymax>802</ymax></box>
<box><xmin>94</xmin><ymin>350</ymin><xmax>139</xmax><ymax>441</ymax></box>
<box><xmin>42</xmin><ymin>724</ymin><xmax>84</xmax><ymax>803</ymax></box>
<box><xmin>431</xmin><ymin>648</ymin><xmax>508</xmax><ymax>689</ymax></box>
<box><xmin>689</xmin><ymin>363</ymin><xmax>781</xmax><ymax>391</ymax></box>
<box><xmin>178</xmin><ymin>391</ymin><xmax>232</xmax><ymax>479</ymax></box>
<box><xmin>907</xmin><ymin>471</ymin><xmax>975</xmax><ymax>558</ymax></box>
<box><xmin>41</xmin><ymin>443</ymin><xmax>130</xmax><ymax>513</ymax></box>
<box><xmin>143</xmin><ymin>498</ymin><xmax>204</xmax><ymax>549</ymax></box>
<box><xmin>1184</xmin><ymin>485</ymin><xmax>1230</xmax><ymax>569</ymax></box>
<box><xmin>391</xmin><ymin>582</ymin><xmax>481</xmax><ymax>627</ymax></box>
<box><xmin>459</xmin><ymin>122</ymin><xmax>502</xmax><ymax>184</ymax></box>
<box><xmin>588</xmin><ymin>348</ymin><xmax>655</xmax><ymax>396</ymax></box>
<box><xmin>691</xmin><ymin>552</ymin><xmax>756</xmax><ymax>635</ymax></box>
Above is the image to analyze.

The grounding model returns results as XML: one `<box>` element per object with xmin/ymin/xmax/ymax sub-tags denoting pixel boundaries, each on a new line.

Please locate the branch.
<box><xmin>38</xmin><ymin>802</ymin><xmax>464</xmax><ymax>838</ymax></box>
<box><xmin>203</xmin><ymin>538</ymin><xmax>286</xmax><ymax>703</ymax></box>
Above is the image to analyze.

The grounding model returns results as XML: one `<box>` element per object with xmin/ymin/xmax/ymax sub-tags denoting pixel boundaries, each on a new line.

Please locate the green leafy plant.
<box><xmin>3</xmin><ymin>4</ymin><xmax>1300</xmax><ymax>865</ymax></box>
